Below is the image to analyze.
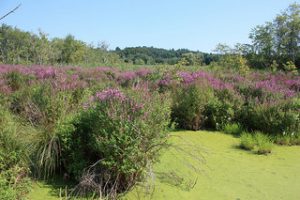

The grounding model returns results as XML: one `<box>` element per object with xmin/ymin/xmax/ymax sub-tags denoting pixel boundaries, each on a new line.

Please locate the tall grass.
<box><xmin>240</xmin><ymin>131</ymin><xmax>273</xmax><ymax>154</ymax></box>
<box><xmin>0</xmin><ymin>105</ymin><xmax>34</xmax><ymax>199</ymax></box>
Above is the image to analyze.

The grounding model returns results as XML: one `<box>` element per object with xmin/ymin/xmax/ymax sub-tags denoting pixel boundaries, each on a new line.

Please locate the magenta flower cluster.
<box><xmin>177</xmin><ymin>71</ymin><xmax>233</xmax><ymax>90</ymax></box>
<box><xmin>0</xmin><ymin>65</ymin><xmax>299</xmax><ymax>101</ymax></box>
<box><xmin>94</xmin><ymin>88</ymin><xmax>126</xmax><ymax>101</ymax></box>
<box><xmin>117</xmin><ymin>68</ymin><xmax>152</xmax><ymax>84</ymax></box>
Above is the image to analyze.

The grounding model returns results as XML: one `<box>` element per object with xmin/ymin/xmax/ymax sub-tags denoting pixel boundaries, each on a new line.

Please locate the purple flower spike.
<box><xmin>95</xmin><ymin>88</ymin><xmax>126</xmax><ymax>101</ymax></box>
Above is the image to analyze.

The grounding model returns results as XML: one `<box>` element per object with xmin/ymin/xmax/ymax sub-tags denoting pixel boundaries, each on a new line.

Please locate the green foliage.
<box><xmin>254</xmin><ymin>132</ymin><xmax>273</xmax><ymax>155</ymax></box>
<box><xmin>177</xmin><ymin>53</ymin><xmax>204</xmax><ymax>66</ymax></box>
<box><xmin>171</xmin><ymin>82</ymin><xmax>213</xmax><ymax>130</ymax></box>
<box><xmin>213</xmin><ymin>43</ymin><xmax>250</xmax><ymax>74</ymax></box>
<box><xmin>0</xmin><ymin>164</ymin><xmax>31</xmax><ymax>200</ymax></box>
<box><xmin>0</xmin><ymin>106</ymin><xmax>32</xmax><ymax>199</ymax></box>
<box><xmin>249</xmin><ymin>3</ymin><xmax>300</xmax><ymax>70</ymax></box>
<box><xmin>237</xmin><ymin>98</ymin><xmax>300</xmax><ymax>136</ymax></box>
<box><xmin>203</xmin><ymin>93</ymin><xmax>237</xmax><ymax>130</ymax></box>
<box><xmin>283</xmin><ymin>61</ymin><xmax>298</xmax><ymax>74</ymax></box>
<box><xmin>223</xmin><ymin>123</ymin><xmax>243</xmax><ymax>136</ymax></box>
<box><xmin>240</xmin><ymin>132</ymin><xmax>256</xmax><ymax>151</ymax></box>
<box><xmin>0</xmin><ymin>24</ymin><xmax>221</xmax><ymax>66</ymax></box>
<box><xmin>240</xmin><ymin>132</ymin><xmax>273</xmax><ymax>154</ymax></box>
<box><xmin>5</xmin><ymin>71</ymin><xmax>27</xmax><ymax>91</ymax></box>
<box><xmin>117</xmin><ymin>46</ymin><xmax>216</xmax><ymax>66</ymax></box>
<box><xmin>274</xmin><ymin>132</ymin><xmax>300</xmax><ymax>146</ymax></box>
<box><xmin>0</xmin><ymin>24</ymin><xmax>122</xmax><ymax>66</ymax></box>
<box><xmin>270</xmin><ymin>60</ymin><xmax>279</xmax><ymax>72</ymax></box>
<box><xmin>10</xmin><ymin>84</ymin><xmax>80</xmax><ymax>178</ymax></box>
<box><xmin>61</xmin><ymin>89</ymin><xmax>171</xmax><ymax>196</ymax></box>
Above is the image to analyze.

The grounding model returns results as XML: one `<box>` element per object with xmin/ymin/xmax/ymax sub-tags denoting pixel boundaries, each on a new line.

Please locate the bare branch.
<box><xmin>0</xmin><ymin>3</ymin><xmax>21</xmax><ymax>21</ymax></box>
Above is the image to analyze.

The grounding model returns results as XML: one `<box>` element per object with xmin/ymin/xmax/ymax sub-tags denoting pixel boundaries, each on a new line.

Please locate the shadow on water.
<box><xmin>155</xmin><ymin>171</ymin><xmax>198</xmax><ymax>191</ymax></box>
<box><xmin>32</xmin><ymin>175</ymin><xmax>98</xmax><ymax>199</ymax></box>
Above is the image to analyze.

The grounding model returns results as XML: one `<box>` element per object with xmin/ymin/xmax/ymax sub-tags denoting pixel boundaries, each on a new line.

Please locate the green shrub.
<box><xmin>10</xmin><ymin>84</ymin><xmax>80</xmax><ymax>178</ymax></box>
<box><xmin>240</xmin><ymin>132</ymin><xmax>256</xmax><ymax>151</ymax></box>
<box><xmin>62</xmin><ymin>88</ymin><xmax>171</xmax><ymax>197</ymax></box>
<box><xmin>283</xmin><ymin>61</ymin><xmax>298</xmax><ymax>75</ymax></box>
<box><xmin>237</xmin><ymin>98</ymin><xmax>300</xmax><ymax>136</ymax></box>
<box><xmin>0</xmin><ymin>106</ymin><xmax>32</xmax><ymax>199</ymax></box>
<box><xmin>204</xmin><ymin>98</ymin><xmax>234</xmax><ymax>130</ymax></box>
<box><xmin>205</xmin><ymin>88</ymin><xmax>242</xmax><ymax>130</ymax></box>
<box><xmin>254</xmin><ymin>132</ymin><xmax>273</xmax><ymax>155</ymax></box>
<box><xmin>171</xmin><ymin>82</ymin><xmax>213</xmax><ymax>130</ymax></box>
<box><xmin>274</xmin><ymin>133</ymin><xmax>300</xmax><ymax>146</ymax></box>
<box><xmin>5</xmin><ymin>71</ymin><xmax>29</xmax><ymax>91</ymax></box>
<box><xmin>223</xmin><ymin>123</ymin><xmax>243</xmax><ymax>136</ymax></box>
<box><xmin>240</xmin><ymin>131</ymin><xmax>273</xmax><ymax>154</ymax></box>
<box><xmin>0</xmin><ymin>164</ymin><xmax>31</xmax><ymax>200</ymax></box>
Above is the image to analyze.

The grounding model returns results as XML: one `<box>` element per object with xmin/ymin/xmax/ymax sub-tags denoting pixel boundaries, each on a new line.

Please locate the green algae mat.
<box><xmin>29</xmin><ymin>131</ymin><xmax>300</xmax><ymax>200</ymax></box>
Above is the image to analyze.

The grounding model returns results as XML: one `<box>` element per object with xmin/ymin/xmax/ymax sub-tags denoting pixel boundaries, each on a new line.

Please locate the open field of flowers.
<box><xmin>0</xmin><ymin>64</ymin><xmax>299</xmax><ymax>199</ymax></box>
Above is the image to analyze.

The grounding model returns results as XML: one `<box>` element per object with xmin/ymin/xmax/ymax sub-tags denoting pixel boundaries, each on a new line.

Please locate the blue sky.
<box><xmin>0</xmin><ymin>0</ymin><xmax>296</xmax><ymax>52</ymax></box>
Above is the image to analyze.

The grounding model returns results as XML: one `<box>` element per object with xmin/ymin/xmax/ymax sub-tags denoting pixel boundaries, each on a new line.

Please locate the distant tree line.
<box><xmin>0</xmin><ymin>24</ymin><xmax>121</xmax><ymax>66</ymax></box>
<box><xmin>0</xmin><ymin>24</ymin><xmax>219</xmax><ymax>66</ymax></box>
<box><xmin>115</xmin><ymin>46</ymin><xmax>218</xmax><ymax>65</ymax></box>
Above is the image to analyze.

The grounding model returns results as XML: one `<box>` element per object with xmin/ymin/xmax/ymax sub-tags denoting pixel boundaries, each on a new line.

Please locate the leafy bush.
<box><xmin>283</xmin><ymin>61</ymin><xmax>298</xmax><ymax>75</ymax></box>
<box><xmin>274</xmin><ymin>133</ymin><xmax>300</xmax><ymax>146</ymax></box>
<box><xmin>203</xmin><ymin>87</ymin><xmax>243</xmax><ymax>130</ymax></box>
<box><xmin>240</xmin><ymin>132</ymin><xmax>256</xmax><ymax>151</ymax></box>
<box><xmin>5</xmin><ymin>71</ymin><xmax>31</xmax><ymax>92</ymax></box>
<box><xmin>204</xmin><ymin>98</ymin><xmax>232</xmax><ymax>130</ymax></box>
<box><xmin>223</xmin><ymin>123</ymin><xmax>243</xmax><ymax>136</ymax></box>
<box><xmin>10</xmin><ymin>84</ymin><xmax>80</xmax><ymax>178</ymax></box>
<box><xmin>171</xmin><ymin>82</ymin><xmax>213</xmax><ymax>130</ymax></box>
<box><xmin>237</xmin><ymin>98</ymin><xmax>300</xmax><ymax>136</ymax></box>
<box><xmin>0</xmin><ymin>163</ymin><xmax>31</xmax><ymax>200</ymax></box>
<box><xmin>61</xmin><ymin>88</ymin><xmax>171</xmax><ymax>197</ymax></box>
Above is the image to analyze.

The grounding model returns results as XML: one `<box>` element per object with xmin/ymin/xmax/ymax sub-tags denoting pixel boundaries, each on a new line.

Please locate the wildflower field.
<box><xmin>0</xmin><ymin>64</ymin><xmax>299</xmax><ymax>199</ymax></box>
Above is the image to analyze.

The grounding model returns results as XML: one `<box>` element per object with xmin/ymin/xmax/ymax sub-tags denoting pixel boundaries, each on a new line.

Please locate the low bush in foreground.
<box><xmin>274</xmin><ymin>133</ymin><xmax>300</xmax><ymax>146</ymax></box>
<box><xmin>240</xmin><ymin>132</ymin><xmax>273</xmax><ymax>154</ymax></box>
<box><xmin>240</xmin><ymin>132</ymin><xmax>256</xmax><ymax>151</ymax></box>
<box><xmin>61</xmin><ymin>88</ymin><xmax>171</xmax><ymax>198</ymax></box>
<box><xmin>171</xmin><ymin>81</ymin><xmax>213</xmax><ymax>130</ymax></box>
<box><xmin>237</xmin><ymin>98</ymin><xmax>300</xmax><ymax>136</ymax></box>
<box><xmin>254</xmin><ymin>132</ymin><xmax>273</xmax><ymax>155</ymax></box>
<box><xmin>0</xmin><ymin>106</ymin><xmax>32</xmax><ymax>200</ymax></box>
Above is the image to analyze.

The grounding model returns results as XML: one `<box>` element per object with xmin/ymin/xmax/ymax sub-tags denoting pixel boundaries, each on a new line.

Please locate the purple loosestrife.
<box><xmin>158</xmin><ymin>74</ymin><xmax>172</xmax><ymax>87</ymax></box>
<box><xmin>285</xmin><ymin>78</ymin><xmax>300</xmax><ymax>93</ymax></box>
<box><xmin>34</xmin><ymin>67</ymin><xmax>57</xmax><ymax>79</ymax></box>
<box><xmin>118</xmin><ymin>71</ymin><xmax>137</xmax><ymax>81</ymax></box>
<box><xmin>177</xmin><ymin>71</ymin><xmax>195</xmax><ymax>84</ymax></box>
<box><xmin>94</xmin><ymin>88</ymin><xmax>126</xmax><ymax>102</ymax></box>
<box><xmin>177</xmin><ymin>70</ymin><xmax>234</xmax><ymax>90</ymax></box>
<box><xmin>254</xmin><ymin>75</ymin><xmax>297</xmax><ymax>98</ymax></box>
<box><xmin>136</xmin><ymin>68</ymin><xmax>152</xmax><ymax>77</ymax></box>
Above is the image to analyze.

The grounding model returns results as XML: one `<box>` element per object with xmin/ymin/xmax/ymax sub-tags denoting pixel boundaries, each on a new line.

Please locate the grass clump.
<box><xmin>223</xmin><ymin>123</ymin><xmax>243</xmax><ymax>136</ymax></box>
<box><xmin>240</xmin><ymin>131</ymin><xmax>273</xmax><ymax>154</ymax></box>
<box><xmin>0</xmin><ymin>106</ymin><xmax>32</xmax><ymax>199</ymax></box>
<box><xmin>254</xmin><ymin>132</ymin><xmax>273</xmax><ymax>155</ymax></box>
<box><xmin>274</xmin><ymin>133</ymin><xmax>300</xmax><ymax>146</ymax></box>
<box><xmin>240</xmin><ymin>132</ymin><xmax>256</xmax><ymax>150</ymax></box>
